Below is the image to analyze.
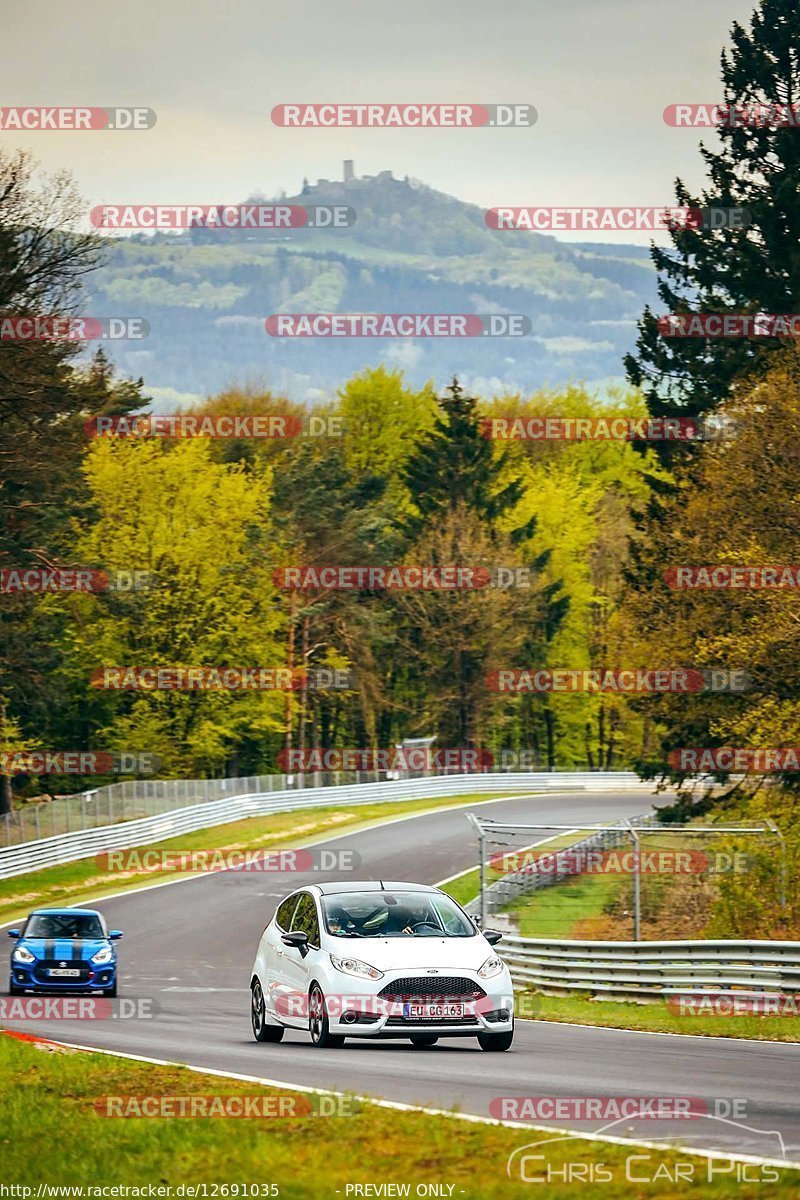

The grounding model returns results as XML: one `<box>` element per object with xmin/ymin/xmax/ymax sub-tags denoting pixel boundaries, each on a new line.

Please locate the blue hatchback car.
<box><xmin>8</xmin><ymin>908</ymin><xmax>122</xmax><ymax>996</ymax></box>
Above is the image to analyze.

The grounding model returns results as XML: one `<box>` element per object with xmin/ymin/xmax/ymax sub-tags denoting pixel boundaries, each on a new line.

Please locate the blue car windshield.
<box><xmin>24</xmin><ymin>914</ymin><xmax>105</xmax><ymax>939</ymax></box>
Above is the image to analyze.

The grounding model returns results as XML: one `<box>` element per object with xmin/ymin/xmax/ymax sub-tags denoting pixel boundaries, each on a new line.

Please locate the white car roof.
<box><xmin>311</xmin><ymin>880</ymin><xmax>440</xmax><ymax>896</ymax></box>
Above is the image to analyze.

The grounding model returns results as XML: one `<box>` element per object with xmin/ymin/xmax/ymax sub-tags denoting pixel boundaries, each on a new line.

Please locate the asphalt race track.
<box><xmin>4</xmin><ymin>789</ymin><xmax>800</xmax><ymax>1164</ymax></box>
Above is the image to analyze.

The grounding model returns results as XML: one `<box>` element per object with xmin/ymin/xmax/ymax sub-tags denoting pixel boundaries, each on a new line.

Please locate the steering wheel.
<box><xmin>407</xmin><ymin>921</ymin><xmax>440</xmax><ymax>933</ymax></box>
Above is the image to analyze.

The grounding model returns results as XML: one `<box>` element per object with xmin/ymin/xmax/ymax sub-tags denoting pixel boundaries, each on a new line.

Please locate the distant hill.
<box><xmin>87</xmin><ymin>167</ymin><xmax>658</xmax><ymax>404</ymax></box>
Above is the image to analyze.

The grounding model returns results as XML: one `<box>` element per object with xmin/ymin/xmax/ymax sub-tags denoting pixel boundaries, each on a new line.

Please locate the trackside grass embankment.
<box><xmin>0</xmin><ymin>1033</ymin><xmax>795</xmax><ymax>1196</ymax></box>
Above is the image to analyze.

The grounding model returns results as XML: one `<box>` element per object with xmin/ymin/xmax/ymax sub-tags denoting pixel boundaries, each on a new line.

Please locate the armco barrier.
<box><xmin>0</xmin><ymin>771</ymin><xmax>649</xmax><ymax>879</ymax></box>
<box><xmin>501</xmin><ymin>936</ymin><xmax>800</xmax><ymax>999</ymax></box>
<box><xmin>0</xmin><ymin>769</ymin><xmax>648</xmax><ymax>847</ymax></box>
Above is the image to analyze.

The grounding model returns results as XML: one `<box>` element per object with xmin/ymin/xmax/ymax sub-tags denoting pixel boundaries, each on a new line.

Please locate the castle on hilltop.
<box><xmin>300</xmin><ymin>162</ymin><xmax>400</xmax><ymax>195</ymax></box>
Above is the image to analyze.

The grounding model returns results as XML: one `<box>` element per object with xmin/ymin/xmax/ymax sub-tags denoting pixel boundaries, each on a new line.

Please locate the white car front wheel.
<box><xmin>308</xmin><ymin>983</ymin><xmax>345</xmax><ymax>1048</ymax></box>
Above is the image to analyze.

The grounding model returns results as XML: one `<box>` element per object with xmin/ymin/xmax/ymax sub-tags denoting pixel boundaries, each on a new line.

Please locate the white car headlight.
<box><xmin>13</xmin><ymin>945</ymin><xmax>35</xmax><ymax>964</ymax></box>
<box><xmin>91</xmin><ymin>946</ymin><xmax>114</xmax><ymax>965</ymax></box>
<box><xmin>329</xmin><ymin>954</ymin><xmax>383</xmax><ymax>980</ymax></box>
<box><xmin>478</xmin><ymin>955</ymin><xmax>504</xmax><ymax>979</ymax></box>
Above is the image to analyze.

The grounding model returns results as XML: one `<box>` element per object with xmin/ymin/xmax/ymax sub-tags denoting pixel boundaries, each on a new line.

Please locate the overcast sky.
<box><xmin>4</xmin><ymin>0</ymin><xmax>757</xmax><ymax>244</ymax></box>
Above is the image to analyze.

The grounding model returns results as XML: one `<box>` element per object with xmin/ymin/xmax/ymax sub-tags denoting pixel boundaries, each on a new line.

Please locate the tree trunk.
<box><xmin>544</xmin><ymin>707</ymin><xmax>556</xmax><ymax>772</ymax></box>
<box><xmin>284</xmin><ymin>592</ymin><xmax>297</xmax><ymax>764</ymax></box>
<box><xmin>0</xmin><ymin>772</ymin><xmax>12</xmax><ymax>816</ymax></box>
<box><xmin>585</xmin><ymin>722</ymin><xmax>595</xmax><ymax>772</ymax></box>
<box><xmin>298</xmin><ymin>616</ymin><xmax>309</xmax><ymax>785</ymax></box>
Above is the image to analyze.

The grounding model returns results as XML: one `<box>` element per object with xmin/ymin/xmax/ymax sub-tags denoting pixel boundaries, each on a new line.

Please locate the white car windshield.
<box><xmin>322</xmin><ymin>891</ymin><xmax>476</xmax><ymax>938</ymax></box>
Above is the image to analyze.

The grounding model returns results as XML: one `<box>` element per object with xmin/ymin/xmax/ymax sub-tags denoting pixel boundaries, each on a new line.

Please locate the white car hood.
<box><xmin>324</xmin><ymin>935</ymin><xmax>498</xmax><ymax>973</ymax></box>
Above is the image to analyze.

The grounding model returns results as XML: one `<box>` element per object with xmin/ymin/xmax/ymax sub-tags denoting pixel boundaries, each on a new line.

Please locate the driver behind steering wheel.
<box><xmin>400</xmin><ymin>900</ymin><xmax>435</xmax><ymax>935</ymax></box>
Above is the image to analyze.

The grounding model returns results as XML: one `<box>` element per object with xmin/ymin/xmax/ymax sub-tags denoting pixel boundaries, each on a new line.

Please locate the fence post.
<box><xmin>625</xmin><ymin>820</ymin><xmax>641</xmax><ymax>941</ymax></box>
<box><xmin>465</xmin><ymin>815</ymin><xmax>488</xmax><ymax>926</ymax></box>
<box><xmin>765</xmin><ymin>820</ymin><xmax>788</xmax><ymax>913</ymax></box>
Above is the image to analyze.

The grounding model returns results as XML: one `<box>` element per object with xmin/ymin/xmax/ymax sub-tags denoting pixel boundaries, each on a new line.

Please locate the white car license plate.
<box><xmin>48</xmin><ymin>968</ymin><xmax>80</xmax><ymax>977</ymax></box>
<box><xmin>403</xmin><ymin>1001</ymin><xmax>465</xmax><ymax>1019</ymax></box>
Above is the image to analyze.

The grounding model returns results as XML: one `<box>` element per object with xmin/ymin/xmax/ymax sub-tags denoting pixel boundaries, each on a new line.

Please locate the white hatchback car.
<box><xmin>250</xmin><ymin>880</ymin><xmax>514</xmax><ymax>1050</ymax></box>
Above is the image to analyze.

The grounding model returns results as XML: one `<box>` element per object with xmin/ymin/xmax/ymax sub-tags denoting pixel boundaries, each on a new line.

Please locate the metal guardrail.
<box><xmin>6</xmin><ymin>773</ymin><xmax>795</xmax><ymax>1000</ymax></box>
<box><xmin>0</xmin><ymin>767</ymin><xmax>654</xmax><ymax>848</ymax></box>
<box><xmin>501</xmin><ymin>936</ymin><xmax>800</xmax><ymax>998</ymax></box>
<box><xmin>0</xmin><ymin>771</ymin><xmax>650</xmax><ymax>879</ymax></box>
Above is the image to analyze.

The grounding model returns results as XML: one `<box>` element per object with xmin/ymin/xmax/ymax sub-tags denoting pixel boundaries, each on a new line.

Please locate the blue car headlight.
<box><xmin>12</xmin><ymin>945</ymin><xmax>35</xmax><ymax>965</ymax></box>
<box><xmin>91</xmin><ymin>946</ymin><xmax>114</xmax><ymax>966</ymax></box>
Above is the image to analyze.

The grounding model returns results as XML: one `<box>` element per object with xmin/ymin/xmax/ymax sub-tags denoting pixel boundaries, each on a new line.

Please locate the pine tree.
<box><xmin>625</xmin><ymin>0</ymin><xmax>800</xmax><ymax>426</ymax></box>
<box><xmin>401</xmin><ymin>377</ymin><xmax>529</xmax><ymax>537</ymax></box>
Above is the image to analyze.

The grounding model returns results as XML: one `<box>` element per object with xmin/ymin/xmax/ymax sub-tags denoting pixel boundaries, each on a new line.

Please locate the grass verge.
<box><xmin>520</xmin><ymin>991</ymin><xmax>800</xmax><ymax>1043</ymax></box>
<box><xmin>0</xmin><ymin>1033</ymin><xmax>794</xmax><ymax>1196</ymax></box>
<box><xmin>439</xmin><ymin>834</ymin><xmax>626</xmax><ymax>937</ymax></box>
<box><xmin>507</xmin><ymin>873</ymin><xmax>625</xmax><ymax>938</ymax></box>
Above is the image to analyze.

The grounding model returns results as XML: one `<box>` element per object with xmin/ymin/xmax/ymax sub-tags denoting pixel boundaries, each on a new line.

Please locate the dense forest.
<box><xmin>2</xmin><ymin>0</ymin><xmax>800</xmax><ymax>835</ymax></box>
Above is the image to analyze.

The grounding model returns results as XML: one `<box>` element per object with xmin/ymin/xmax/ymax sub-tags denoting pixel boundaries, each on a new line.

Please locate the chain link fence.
<box><xmin>0</xmin><ymin>768</ymin><xmax>646</xmax><ymax>848</ymax></box>
<box><xmin>1</xmin><ymin>772</ymin><xmax>345</xmax><ymax>847</ymax></box>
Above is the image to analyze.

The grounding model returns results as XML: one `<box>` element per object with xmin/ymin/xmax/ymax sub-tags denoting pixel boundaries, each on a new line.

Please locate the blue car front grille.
<box><xmin>32</xmin><ymin>959</ymin><xmax>93</xmax><ymax>984</ymax></box>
